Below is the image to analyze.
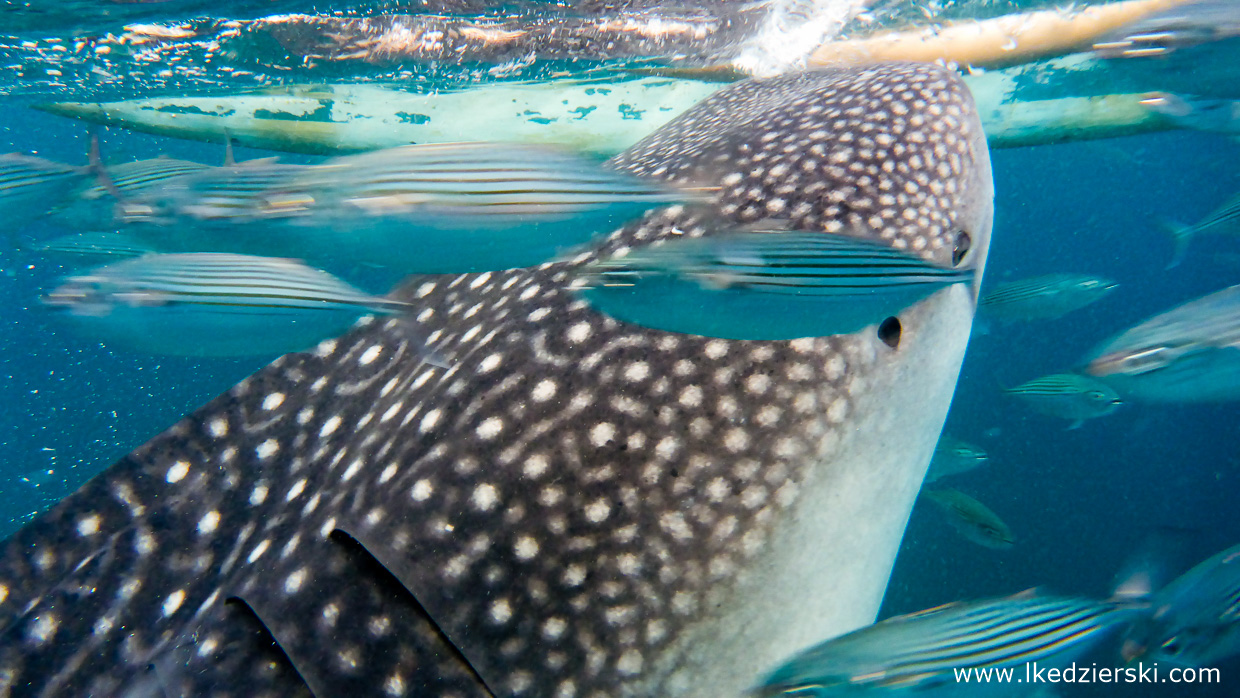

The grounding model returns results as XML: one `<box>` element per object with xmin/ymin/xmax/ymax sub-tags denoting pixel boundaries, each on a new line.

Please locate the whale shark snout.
<box><xmin>0</xmin><ymin>61</ymin><xmax>992</xmax><ymax>697</ymax></box>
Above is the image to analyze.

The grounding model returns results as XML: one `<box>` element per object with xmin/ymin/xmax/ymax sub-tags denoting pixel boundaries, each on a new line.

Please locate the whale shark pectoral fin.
<box><xmin>136</xmin><ymin>597</ymin><xmax>312</xmax><ymax>698</ymax></box>
<box><xmin>333</xmin><ymin>519</ymin><xmax>514</xmax><ymax>695</ymax></box>
<box><xmin>221</xmin><ymin>528</ymin><xmax>493</xmax><ymax>698</ymax></box>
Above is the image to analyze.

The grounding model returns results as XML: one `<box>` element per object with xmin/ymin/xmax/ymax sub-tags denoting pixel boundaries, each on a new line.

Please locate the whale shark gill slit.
<box><xmin>0</xmin><ymin>62</ymin><xmax>993</xmax><ymax>697</ymax></box>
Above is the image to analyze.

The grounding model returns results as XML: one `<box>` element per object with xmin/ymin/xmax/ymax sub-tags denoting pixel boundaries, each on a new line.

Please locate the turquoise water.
<box><xmin>3</xmin><ymin>1</ymin><xmax>1240</xmax><ymax>695</ymax></box>
<box><xmin>886</xmin><ymin>131</ymin><xmax>1240</xmax><ymax>696</ymax></box>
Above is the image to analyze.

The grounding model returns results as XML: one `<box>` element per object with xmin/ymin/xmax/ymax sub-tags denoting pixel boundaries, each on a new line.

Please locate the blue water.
<box><xmin>884</xmin><ymin>132</ymin><xmax>1240</xmax><ymax>695</ymax></box>
<box><xmin>3</xmin><ymin>4</ymin><xmax>1240</xmax><ymax>694</ymax></box>
<box><xmin>0</xmin><ymin>120</ymin><xmax>295</xmax><ymax>527</ymax></box>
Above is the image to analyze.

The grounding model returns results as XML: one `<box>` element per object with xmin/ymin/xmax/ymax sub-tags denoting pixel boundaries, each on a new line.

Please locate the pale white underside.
<box><xmin>664</xmin><ymin>284</ymin><xmax>978</xmax><ymax>696</ymax></box>
<box><xmin>662</xmin><ymin>113</ymin><xmax>994</xmax><ymax>696</ymax></box>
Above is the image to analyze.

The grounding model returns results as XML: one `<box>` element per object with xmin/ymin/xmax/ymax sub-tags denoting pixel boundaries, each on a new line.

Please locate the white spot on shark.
<box><xmin>162</xmin><ymin>590</ymin><xmax>185</xmax><ymax>617</ymax></box>
<box><xmin>165</xmin><ymin>460</ymin><xmax>189</xmax><ymax>484</ymax></box>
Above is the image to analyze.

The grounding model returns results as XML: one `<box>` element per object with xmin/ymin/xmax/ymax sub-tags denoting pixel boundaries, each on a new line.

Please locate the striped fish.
<box><xmin>1123</xmin><ymin>542</ymin><xmax>1240</xmax><ymax>668</ymax></box>
<box><xmin>1083</xmin><ymin>284</ymin><xmax>1240</xmax><ymax>402</ymax></box>
<box><xmin>78</xmin><ymin>157</ymin><xmax>210</xmax><ymax>201</ymax></box>
<box><xmin>1164</xmin><ymin>192</ymin><xmax>1240</xmax><ymax>268</ymax></box>
<box><xmin>1093</xmin><ymin>0</ymin><xmax>1240</xmax><ymax>58</ymax></box>
<box><xmin>118</xmin><ymin>142</ymin><xmax>699</xmax><ymax>274</ymax></box>
<box><xmin>254</xmin><ymin>141</ymin><xmax>706</xmax><ymax>273</ymax></box>
<box><xmin>0</xmin><ymin>153</ymin><xmax>86</xmax><ymax>225</ymax></box>
<box><xmin>137</xmin><ymin>160</ymin><xmax>308</xmax><ymax>225</ymax></box>
<box><xmin>574</xmin><ymin>228</ymin><xmax>976</xmax><ymax>340</ymax></box>
<box><xmin>921</xmin><ymin>487</ymin><xmax>1015</xmax><ymax>550</ymax></box>
<box><xmin>756</xmin><ymin>591</ymin><xmax>1143</xmax><ymax>696</ymax></box>
<box><xmin>26</xmin><ymin>231</ymin><xmax>153</xmax><ymax>261</ymax></box>
<box><xmin>925</xmin><ymin>436</ymin><xmax>989</xmax><ymax>483</ymax></box>
<box><xmin>1139</xmin><ymin>92</ymin><xmax>1240</xmax><ymax>137</ymax></box>
<box><xmin>1004</xmin><ymin>373</ymin><xmax>1122</xmax><ymax>427</ymax></box>
<box><xmin>979</xmin><ymin>273</ymin><xmax>1116</xmax><ymax>322</ymax></box>
<box><xmin>42</xmin><ymin>253</ymin><xmax>412</xmax><ymax>357</ymax></box>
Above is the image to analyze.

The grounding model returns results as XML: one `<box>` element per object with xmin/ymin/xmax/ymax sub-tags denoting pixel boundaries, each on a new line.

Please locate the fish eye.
<box><xmin>878</xmin><ymin>316</ymin><xmax>901</xmax><ymax>349</ymax></box>
<box><xmin>1161</xmin><ymin>636</ymin><xmax>1182</xmax><ymax>655</ymax></box>
<box><xmin>952</xmin><ymin>231</ymin><xmax>971</xmax><ymax>266</ymax></box>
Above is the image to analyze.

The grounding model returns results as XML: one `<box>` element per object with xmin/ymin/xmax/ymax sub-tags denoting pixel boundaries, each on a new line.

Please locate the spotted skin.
<box><xmin>0</xmin><ymin>63</ymin><xmax>992</xmax><ymax>697</ymax></box>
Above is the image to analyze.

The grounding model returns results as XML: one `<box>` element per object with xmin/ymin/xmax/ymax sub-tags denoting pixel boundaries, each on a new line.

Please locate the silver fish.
<box><xmin>51</xmin><ymin>156</ymin><xmax>212</xmax><ymax>229</ymax></box>
<box><xmin>27</xmin><ymin>231</ymin><xmax>153</xmax><ymax>260</ymax></box>
<box><xmin>258</xmin><ymin>141</ymin><xmax>704</xmax><ymax>273</ymax></box>
<box><xmin>574</xmin><ymin>228</ymin><xmax>976</xmax><ymax>340</ymax></box>
<box><xmin>131</xmin><ymin>159</ymin><xmax>308</xmax><ymax>226</ymax></box>
<box><xmin>1123</xmin><ymin>543</ymin><xmax>1240</xmax><ymax>668</ymax></box>
<box><xmin>979</xmin><ymin>273</ymin><xmax>1117</xmax><ymax>323</ymax></box>
<box><xmin>1005</xmin><ymin>373</ymin><xmax>1123</xmax><ymax>427</ymax></box>
<box><xmin>0</xmin><ymin>63</ymin><xmax>993</xmax><ymax>696</ymax></box>
<box><xmin>0</xmin><ymin>152</ymin><xmax>86</xmax><ymax>225</ymax></box>
<box><xmin>1093</xmin><ymin>0</ymin><xmax>1240</xmax><ymax>58</ymax></box>
<box><xmin>1083</xmin><ymin>284</ymin><xmax>1240</xmax><ymax>402</ymax></box>
<box><xmin>924</xmin><ymin>435</ymin><xmax>989</xmax><ymax>483</ymax></box>
<box><xmin>756</xmin><ymin>591</ymin><xmax>1141</xmax><ymax>696</ymax></box>
<box><xmin>79</xmin><ymin>156</ymin><xmax>211</xmax><ymax>201</ymax></box>
<box><xmin>1140</xmin><ymin>92</ymin><xmax>1240</xmax><ymax>137</ymax></box>
<box><xmin>921</xmin><ymin>487</ymin><xmax>1015</xmax><ymax>550</ymax></box>
<box><xmin>42</xmin><ymin>253</ymin><xmax>408</xmax><ymax>357</ymax></box>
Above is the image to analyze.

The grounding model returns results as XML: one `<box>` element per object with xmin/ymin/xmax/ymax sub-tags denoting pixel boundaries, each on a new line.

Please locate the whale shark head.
<box><xmin>0</xmin><ymin>62</ymin><xmax>992</xmax><ymax>697</ymax></box>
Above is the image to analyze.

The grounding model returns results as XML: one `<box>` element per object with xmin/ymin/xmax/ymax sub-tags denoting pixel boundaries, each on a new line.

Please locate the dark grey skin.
<box><xmin>0</xmin><ymin>62</ymin><xmax>993</xmax><ymax>697</ymax></box>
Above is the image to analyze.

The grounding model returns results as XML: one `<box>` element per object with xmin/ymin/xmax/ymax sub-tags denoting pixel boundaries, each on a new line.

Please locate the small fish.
<box><xmin>979</xmin><ymin>273</ymin><xmax>1117</xmax><ymax>323</ymax></box>
<box><xmin>1140</xmin><ymin>92</ymin><xmax>1240</xmax><ymax>137</ymax></box>
<box><xmin>1094</xmin><ymin>0</ymin><xmax>1240</xmax><ymax>58</ymax></box>
<box><xmin>1160</xmin><ymin>192</ymin><xmax>1240</xmax><ymax>268</ymax></box>
<box><xmin>921</xmin><ymin>487</ymin><xmax>1015</xmax><ymax>550</ymax></box>
<box><xmin>755</xmin><ymin>591</ymin><xmax>1140</xmax><ymax>696</ymax></box>
<box><xmin>1004</xmin><ymin>373</ymin><xmax>1123</xmax><ymax>427</ymax></box>
<box><xmin>0</xmin><ymin>153</ymin><xmax>87</xmax><ymax>226</ymax></box>
<box><xmin>574</xmin><ymin>228</ymin><xmax>975</xmax><ymax>340</ymax></box>
<box><xmin>1123</xmin><ymin>543</ymin><xmax>1240</xmax><ymax>668</ymax></box>
<box><xmin>924</xmin><ymin>435</ymin><xmax>989</xmax><ymax>483</ymax></box>
<box><xmin>78</xmin><ymin>156</ymin><xmax>210</xmax><ymax>201</ymax></box>
<box><xmin>42</xmin><ymin>253</ymin><xmax>412</xmax><ymax>357</ymax></box>
<box><xmin>26</xmin><ymin>231</ymin><xmax>153</xmax><ymax>260</ymax></box>
<box><xmin>132</xmin><ymin>159</ymin><xmax>308</xmax><ymax>226</ymax></box>
<box><xmin>253</xmin><ymin>141</ymin><xmax>703</xmax><ymax>273</ymax></box>
<box><xmin>1083</xmin><ymin>284</ymin><xmax>1240</xmax><ymax>402</ymax></box>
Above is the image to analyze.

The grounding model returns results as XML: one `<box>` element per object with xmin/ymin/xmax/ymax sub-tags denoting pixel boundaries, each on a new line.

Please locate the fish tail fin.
<box><xmin>1067</xmin><ymin>419</ymin><xmax>1084</xmax><ymax>430</ymax></box>
<box><xmin>223</xmin><ymin>129</ymin><xmax>236</xmax><ymax>166</ymax></box>
<box><xmin>86</xmin><ymin>129</ymin><xmax>127</xmax><ymax>205</ymax></box>
<box><xmin>1111</xmin><ymin>527</ymin><xmax>1199</xmax><ymax>604</ymax></box>
<box><xmin>1158</xmin><ymin>218</ymin><xmax>1193</xmax><ymax>269</ymax></box>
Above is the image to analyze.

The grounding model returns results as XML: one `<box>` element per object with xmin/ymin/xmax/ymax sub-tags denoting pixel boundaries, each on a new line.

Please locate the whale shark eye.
<box><xmin>878</xmin><ymin>316</ymin><xmax>901</xmax><ymax>349</ymax></box>
<box><xmin>952</xmin><ymin>231</ymin><xmax>971</xmax><ymax>266</ymax></box>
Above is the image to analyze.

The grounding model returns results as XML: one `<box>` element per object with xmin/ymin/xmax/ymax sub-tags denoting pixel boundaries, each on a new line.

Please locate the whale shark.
<box><xmin>0</xmin><ymin>62</ymin><xmax>993</xmax><ymax>697</ymax></box>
